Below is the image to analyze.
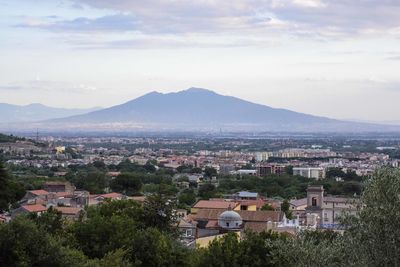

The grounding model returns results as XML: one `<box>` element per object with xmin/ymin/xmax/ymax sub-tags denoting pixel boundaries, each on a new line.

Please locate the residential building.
<box><xmin>256</xmin><ymin>164</ymin><xmax>286</xmax><ymax>176</ymax></box>
<box><xmin>293</xmin><ymin>167</ymin><xmax>325</xmax><ymax>179</ymax></box>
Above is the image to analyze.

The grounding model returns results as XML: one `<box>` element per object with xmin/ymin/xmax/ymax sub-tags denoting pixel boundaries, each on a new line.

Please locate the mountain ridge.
<box><xmin>42</xmin><ymin>87</ymin><xmax>391</xmax><ymax>132</ymax></box>
<box><xmin>0</xmin><ymin>103</ymin><xmax>101</xmax><ymax>123</ymax></box>
<box><xmin>1</xmin><ymin>88</ymin><xmax>396</xmax><ymax>132</ymax></box>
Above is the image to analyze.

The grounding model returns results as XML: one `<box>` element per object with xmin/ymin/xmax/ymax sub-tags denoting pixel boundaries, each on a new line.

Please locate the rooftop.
<box><xmin>193</xmin><ymin>200</ymin><xmax>239</xmax><ymax>210</ymax></box>
<box><xmin>194</xmin><ymin>209</ymin><xmax>282</xmax><ymax>222</ymax></box>
<box><xmin>28</xmin><ymin>189</ymin><xmax>49</xmax><ymax>196</ymax></box>
<box><xmin>237</xmin><ymin>191</ymin><xmax>258</xmax><ymax>198</ymax></box>
<box><xmin>22</xmin><ymin>204</ymin><xmax>47</xmax><ymax>213</ymax></box>
<box><xmin>54</xmin><ymin>206</ymin><xmax>83</xmax><ymax>215</ymax></box>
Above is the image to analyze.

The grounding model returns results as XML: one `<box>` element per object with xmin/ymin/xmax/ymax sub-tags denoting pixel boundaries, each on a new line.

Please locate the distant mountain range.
<box><xmin>0</xmin><ymin>103</ymin><xmax>100</xmax><ymax>123</ymax></box>
<box><xmin>1</xmin><ymin>88</ymin><xmax>398</xmax><ymax>132</ymax></box>
<box><xmin>44</xmin><ymin>87</ymin><xmax>397</xmax><ymax>132</ymax></box>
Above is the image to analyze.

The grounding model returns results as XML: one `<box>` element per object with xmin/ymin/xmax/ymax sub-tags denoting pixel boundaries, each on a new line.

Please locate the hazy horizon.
<box><xmin>1</xmin><ymin>1</ymin><xmax>400</xmax><ymax>121</ymax></box>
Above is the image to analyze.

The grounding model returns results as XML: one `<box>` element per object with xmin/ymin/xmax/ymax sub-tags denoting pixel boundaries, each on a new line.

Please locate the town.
<box><xmin>0</xmin><ymin>133</ymin><xmax>396</xmax><ymax>246</ymax></box>
<box><xmin>1</xmin><ymin>131</ymin><xmax>398</xmax><ymax>266</ymax></box>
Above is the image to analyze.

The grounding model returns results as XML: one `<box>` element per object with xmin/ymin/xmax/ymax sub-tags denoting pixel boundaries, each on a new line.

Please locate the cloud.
<box><xmin>13</xmin><ymin>0</ymin><xmax>400</xmax><ymax>49</ymax></box>
<box><xmin>0</xmin><ymin>85</ymin><xmax>24</xmax><ymax>91</ymax></box>
<box><xmin>386</xmin><ymin>56</ymin><xmax>400</xmax><ymax>61</ymax></box>
<box><xmin>70</xmin><ymin>0</ymin><xmax>400</xmax><ymax>36</ymax></box>
<box><xmin>17</xmin><ymin>14</ymin><xmax>139</xmax><ymax>33</ymax></box>
<box><xmin>0</xmin><ymin>80</ymin><xmax>98</xmax><ymax>93</ymax></box>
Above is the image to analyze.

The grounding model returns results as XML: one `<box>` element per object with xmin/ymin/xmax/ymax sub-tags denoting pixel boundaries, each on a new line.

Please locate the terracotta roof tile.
<box><xmin>193</xmin><ymin>200</ymin><xmax>239</xmax><ymax>209</ymax></box>
<box><xmin>54</xmin><ymin>207</ymin><xmax>83</xmax><ymax>215</ymax></box>
<box><xmin>28</xmin><ymin>190</ymin><xmax>49</xmax><ymax>196</ymax></box>
<box><xmin>98</xmin><ymin>192</ymin><xmax>123</xmax><ymax>199</ymax></box>
<box><xmin>22</xmin><ymin>204</ymin><xmax>47</xmax><ymax>213</ymax></box>
<box><xmin>194</xmin><ymin>209</ymin><xmax>282</xmax><ymax>222</ymax></box>
<box><xmin>244</xmin><ymin>222</ymin><xmax>270</xmax><ymax>233</ymax></box>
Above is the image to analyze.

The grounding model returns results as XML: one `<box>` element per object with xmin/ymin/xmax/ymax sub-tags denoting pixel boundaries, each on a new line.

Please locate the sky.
<box><xmin>1</xmin><ymin>0</ymin><xmax>400</xmax><ymax>122</ymax></box>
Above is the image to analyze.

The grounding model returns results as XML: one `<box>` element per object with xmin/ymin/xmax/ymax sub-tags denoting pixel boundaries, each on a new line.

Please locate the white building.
<box><xmin>293</xmin><ymin>167</ymin><xmax>325</xmax><ymax>180</ymax></box>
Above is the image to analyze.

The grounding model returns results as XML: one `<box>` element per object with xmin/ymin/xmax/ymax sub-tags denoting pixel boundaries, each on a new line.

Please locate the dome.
<box><xmin>218</xmin><ymin>210</ymin><xmax>243</xmax><ymax>229</ymax></box>
<box><xmin>219</xmin><ymin>210</ymin><xmax>242</xmax><ymax>220</ymax></box>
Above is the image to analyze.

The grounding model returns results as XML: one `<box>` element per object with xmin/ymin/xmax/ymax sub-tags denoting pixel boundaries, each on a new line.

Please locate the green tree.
<box><xmin>142</xmin><ymin>183</ymin><xmax>177</xmax><ymax>232</ymax></box>
<box><xmin>204</xmin><ymin>167</ymin><xmax>217</xmax><ymax>178</ymax></box>
<box><xmin>29</xmin><ymin>206</ymin><xmax>64</xmax><ymax>235</ymax></box>
<box><xmin>281</xmin><ymin>199</ymin><xmax>292</xmax><ymax>219</ymax></box>
<box><xmin>0</xmin><ymin>216</ymin><xmax>89</xmax><ymax>267</ymax></box>
<box><xmin>128</xmin><ymin>227</ymin><xmax>190</xmax><ymax>267</ymax></box>
<box><xmin>285</xmin><ymin>165</ymin><xmax>293</xmax><ymax>176</ymax></box>
<box><xmin>110</xmin><ymin>173</ymin><xmax>143</xmax><ymax>196</ymax></box>
<box><xmin>178</xmin><ymin>189</ymin><xmax>196</xmax><ymax>206</ymax></box>
<box><xmin>0</xmin><ymin>162</ymin><xmax>25</xmax><ymax>212</ymax></box>
<box><xmin>261</xmin><ymin>203</ymin><xmax>274</xmax><ymax>211</ymax></box>
<box><xmin>198</xmin><ymin>183</ymin><xmax>217</xmax><ymax>199</ymax></box>
<box><xmin>341</xmin><ymin>167</ymin><xmax>400</xmax><ymax>266</ymax></box>
<box><xmin>197</xmin><ymin>232</ymin><xmax>241</xmax><ymax>267</ymax></box>
<box><xmin>70</xmin><ymin>171</ymin><xmax>108</xmax><ymax>194</ymax></box>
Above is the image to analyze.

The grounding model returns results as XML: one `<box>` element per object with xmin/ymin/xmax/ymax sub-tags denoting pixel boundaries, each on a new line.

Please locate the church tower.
<box><xmin>305</xmin><ymin>185</ymin><xmax>324</xmax><ymax>226</ymax></box>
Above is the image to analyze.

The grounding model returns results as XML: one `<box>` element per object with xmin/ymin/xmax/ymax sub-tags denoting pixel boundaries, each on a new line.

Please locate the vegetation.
<box><xmin>0</xmin><ymin>133</ymin><xmax>25</xmax><ymax>143</ymax></box>
<box><xmin>0</xmin><ymin>167</ymin><xmax>400</xmax><ymax>266</ymax></box>
<box><xmin>0</xmin><ymin>162</ymin><xmax>25</xmax><ymax>212</ymax></box>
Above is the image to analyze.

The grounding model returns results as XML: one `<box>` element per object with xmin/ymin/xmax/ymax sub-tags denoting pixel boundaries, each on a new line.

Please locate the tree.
<box><xmin>69</xmin><ymin>171</ymin><xmax>108</xmax><ymax>194</ymax></box>
<box><xmin>261</xmin><ymin>203</ymin><xmax>274</xmax><ymax>211</ymax></box>
<box><xmin>92</xmin><ymin>160</ymin><xmax>106</xmax><ymax>169</ymax></box>
<box><xmin>142</xmin><ymin>183</ymin><xmax>178</xmax><ymax>232</ymax></box>
<box><xmin>340</xmin><ymin>167</ymin><xmax>400</xmax><ymax>266</ymax></box>
<box><xmin>281</xmin><ymin>199</ymin><xmax>292</xmax><ymax>219</ymax></box>
<box><xmin>128</xmin><ymin>227</ymin><xmax>191</xmax><ymax>267</ymax></box>
<box><xmin>285</xmin><ymin>165</ymin><xmax>293</xmax><ymax>176</ymax></box>
<box><xmin>326</xmin><ymin>167</ymin><xmax>346</xmax><ymax>179</ymax></box>
<box><xmin>0</xmin><ymin>216</ymin><xmax>89</xmax><ymax>266</ymax></box>
<box><xmin>178</xmin><ymin>189</ymin><xmax>196</xmax><ymax>206</ymax></box>
<box><xmin>110</xmin><ymin>173</ymin><xmax>143</xmax><ymax>196</ymax></box>
<box><xmin>0</xmin><ymin>162</ymin><xmax>25</xmax><ymax>212</ymax></box>
<box><xmin>29</xmin><ymin>206</ymin><xmax>64</xmax><ymax>235</ymax></box>
<box><xmin>204</xmin><ymin>167</ymin><xmax>217</xmax><ymax>178</ymax></box>
<box><xmin>197</xmin><ymin>232</ymin><xmax>241</xmax><ymax>267</ymax></box>
<box><xmin>198</xmin><ymin>183</ymin><xmax>217</xmax><ymax>199</ymax></box>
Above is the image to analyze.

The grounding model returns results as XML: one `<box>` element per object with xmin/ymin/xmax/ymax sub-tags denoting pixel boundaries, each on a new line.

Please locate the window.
<box><xmin>185</xmin><ymin>229</ymin><xmax>193</xmax><ymax>237</ymax></box>
<box><xmin>226</xmin><ymin>222</ymin><xmax>230</xmax><ymax>227</ymax></box>
<box><xmin>312</xmin><ymin>197</ymin><xmax>317</xmax><ymax>206</ymax></box>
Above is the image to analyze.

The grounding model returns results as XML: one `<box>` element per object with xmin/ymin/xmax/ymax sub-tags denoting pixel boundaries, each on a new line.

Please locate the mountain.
<box><xmin>47</xmin><ymin>87</ymin><xmax>395</xmax><ymax>132</ymax></box>
<box><xmin>0</xmin><ymin>103</ymin><xmax>101</xmax><ymax>123</ymax></box>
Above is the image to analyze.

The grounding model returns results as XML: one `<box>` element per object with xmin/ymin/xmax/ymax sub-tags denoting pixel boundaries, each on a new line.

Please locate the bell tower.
<box><xmin>306</xmin><ymin>185</ymin><xmax>324</xmax><ymax>208</ymax></box>
<box><xmin>305</xmin><ymin>185</ymin><xmax>324</xmax><ymax>226</ymax></box>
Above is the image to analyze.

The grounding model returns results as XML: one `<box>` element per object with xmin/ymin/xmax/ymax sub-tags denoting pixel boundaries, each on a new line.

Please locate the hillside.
<box><xmin>0</xmin><ymin>103</ymin><xmax>101</xmax><ymax>123</ymax></box>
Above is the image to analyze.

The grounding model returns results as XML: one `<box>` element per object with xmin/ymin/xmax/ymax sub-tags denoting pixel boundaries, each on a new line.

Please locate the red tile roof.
<box><xmin>22</xmin><ymin>204</ymin><xmax>47</xmax><ymax>213</ymax></box>
<box><xmin>54</xmin><ymin>207</ymin><xmax>83</xmax><ymax>215</ymax></box>
<box><xmin>193</xmin><ymin>200</ymin><xmax>239</xmax><ymax>209</ymax></box>
<box><xmin>194</xmin><ymin>209</ymin><xmax>283</xmax><ymax>222</ymax></box>
<box><xmin>28</xmin><ymin>190</ymin><xmax>49</xmax><ymax>196</ymax></box>
<box><xmin>238</xmin><ymin>199</ymin><xmax>268</xmax><ymax>208</ymax></box>
<box><xmin>56</xmin><ymin>192</ymin><xmax>71</xmax><ymax>198</ymax></box>
<box><xmin>244</xmin><ymin>222</ymin><xmax>270</xmax><ymax>233</ymax></box>
<box><xmin>98</xmin><ymin>192</ymin><xmax>123</xmax><ymax>199</ymax></box>
<box><xmin>205</xmin><ymin>220</ymin><xmax>218</xmax><ymax>228</ymax></box>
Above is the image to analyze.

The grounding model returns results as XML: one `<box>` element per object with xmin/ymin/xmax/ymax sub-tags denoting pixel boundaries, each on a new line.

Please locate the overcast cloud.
<box><xmin>0</xmin><ymin>0</ymin><xmax>400</xmax><ymax>121</ymax></box>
